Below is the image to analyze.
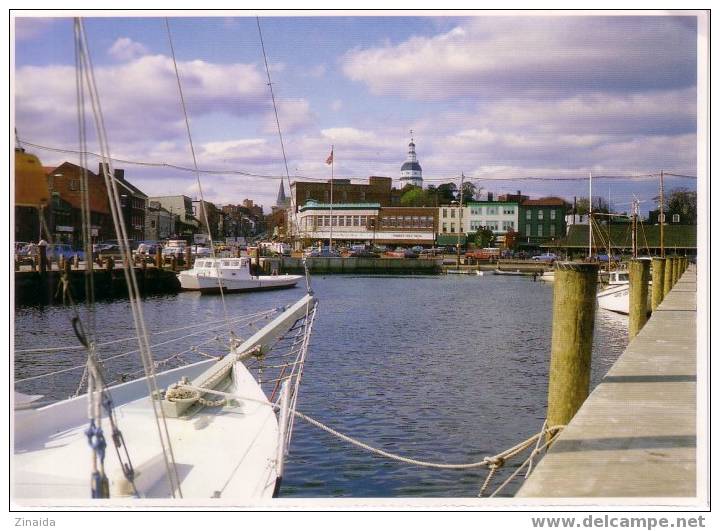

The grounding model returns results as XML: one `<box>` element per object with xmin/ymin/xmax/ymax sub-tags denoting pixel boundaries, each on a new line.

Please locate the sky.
<box><xmin>13</xmin><ymin>13</ymin><xmax>701</xmax><ymax>214</ymax></box>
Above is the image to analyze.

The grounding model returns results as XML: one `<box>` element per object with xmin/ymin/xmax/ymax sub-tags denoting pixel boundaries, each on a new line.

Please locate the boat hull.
<box><xmin>178</xmin><ymin>272</ymin><xmax>302</xmax><ymax>293</ymax></box>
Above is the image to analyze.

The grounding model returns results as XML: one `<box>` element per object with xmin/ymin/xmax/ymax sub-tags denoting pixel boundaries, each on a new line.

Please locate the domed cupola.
<box><xmin>399</xmin><ymin>132</ymin><xmax>423</xmax><ymax>188</ymax></box>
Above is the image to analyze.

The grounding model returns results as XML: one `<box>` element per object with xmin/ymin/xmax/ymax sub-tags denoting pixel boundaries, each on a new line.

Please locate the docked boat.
<box><xmin>493</xmin><ymin>269</ymin><xmax>534</xmax><ymax>276</ymax></box>
<box><xmin>178</xmin><ymin>257</ymin><xmax>303</xmax><ymax>293</ymax></box>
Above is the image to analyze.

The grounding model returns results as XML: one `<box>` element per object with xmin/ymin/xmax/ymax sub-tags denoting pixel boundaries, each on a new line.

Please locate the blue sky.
<box><xmin>14</xmin><ymin>13</ymin><xmax>700</xmax><ymax>213</ymax></box>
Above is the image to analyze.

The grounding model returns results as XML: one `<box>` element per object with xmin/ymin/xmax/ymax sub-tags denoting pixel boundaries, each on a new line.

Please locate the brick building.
<box><xmin>290</xmin><ymin>176</ymin><xmax>398</xmax><ymax>212</ymax></box>
<box><xmin>46</xmin><ymin>161</ymin><xmax>114</xmax><ymax>246</ymax></box>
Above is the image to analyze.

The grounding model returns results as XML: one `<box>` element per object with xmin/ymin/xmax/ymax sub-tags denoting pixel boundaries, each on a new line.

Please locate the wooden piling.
<box><xmin>651</xmin><ymin>257</ymin><xmax>666</xmax><ymax>311</ymax></box>
<box><xmin>547</xmin><ymin>262</ymin><xmax>599</xmax><ymax>433</ymax></box>
<box><xmin>73</xmin><ymin>253</ymin><xmax>79</xmax><ymax>269</ymax></box>
<box><xmin>185</xmin><ymin>247</ymin><xmax>193</xmax><ymax>270</ymax></box>
<box><xmin>663</xmin><ymin>255</ymin><xmax>673</xmax><ymax>297</ymax></box>
<box><xmin>171</xmin><ymin>255</ymin><xmax>177</xmax><ymax>272</ymax></box>
<box><xmin>628</xmin><ymin>259</ymin><xmax>650</xmax><ymax>340</ymax></box>
<box><xmin>38</xmin><ymin>245</ymin><xmax>48</xmax><ymax>275</ymax></box>
<box><xmin>671</xmin><ymin>257</ymin><xmax>679</xmax><ymax>286</ymax></box>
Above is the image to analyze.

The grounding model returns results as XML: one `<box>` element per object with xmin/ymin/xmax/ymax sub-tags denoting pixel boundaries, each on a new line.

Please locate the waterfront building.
<box><xmin>222</xmin><ymin>204</ymin><xmax>259</xmax><ymax>240</ymax></box>
<box><xmin>98</xmin><ymin>163</ymin><xmax>147</xmax><ymax>242</ymax></box>
<box><xmin>399</xmin><ymin>135</ymin><xmax>423</xmax><ymax>188</ymax></box>
<box><xmin>14</xmin><ymin>148</ymin><xmax>50</xmax><ymax>244</ymax></box>
<box><xmin>435</xmin><ymin>200</ymin><xmax>519</xmax><ymax>247</ymax></box>
<box><xmin>145</xmin><ymin>201</ymin><xmax>175</xmax><ymax>241</ymax></box>
<box><xmin>193</xmin><ymin>199</ymin><xmax>223</xmax><ymax>241</ymax></box>
<box><xmin>552</xmin><ymin>224</ymin><xmax>696</xmax><ymax>257</ymax></box>
<box><xmin>290</xmin><ymin>176</ymin><xmax>398</xmax><ymax>211</ymax></box>
<box><xmin>293</xmin><ymin>201</ymin><xmax>436</xmax><ymax>247</ymax></box>
<box><xmin>45</xmin><ymin>161</ymin><xmax>114</xmax><ymax>246</ymax></box>
<box><xmin>148</xmin><ymin>195</ymin><xmax>200</xmax><ymax>241</ymax></box>
<box><xmin>518</xmin><ymin>197</ymin><xmax>568</xmax><ymax>247</ymax></box>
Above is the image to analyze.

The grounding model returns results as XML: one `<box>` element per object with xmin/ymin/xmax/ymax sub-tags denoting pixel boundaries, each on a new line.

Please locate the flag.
<box><xmin>325</xmin><ymin>148</ymin><xmax>333</xmax><ymax>165</ymax></box>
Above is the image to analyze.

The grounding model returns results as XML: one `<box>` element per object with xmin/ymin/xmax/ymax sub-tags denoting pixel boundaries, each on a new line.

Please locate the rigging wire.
<box><xmin>256</xmin><ymin>16</ymin><xmax>313</xmax><ymax>292</ymax></box>
<box><xmin>75</xmin><ymin>18</ymin><xmax>182</xmax><ymax>498</ymax></box>
<box><xmin>15</xmin><ymin>139</ymin><xmax>699</xmax><ymax>184</ymax></box>
<box><xmin>164</xmin><ymin>17</ymin><xmax>232</xmax><ymax>338</ymax></box>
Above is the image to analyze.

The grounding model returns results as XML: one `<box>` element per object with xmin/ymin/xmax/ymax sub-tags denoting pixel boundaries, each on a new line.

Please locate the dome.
<box><xmin>401</xmin><ymin>161</ymin><xmax>422</xmax><ymax>172</ymax></box>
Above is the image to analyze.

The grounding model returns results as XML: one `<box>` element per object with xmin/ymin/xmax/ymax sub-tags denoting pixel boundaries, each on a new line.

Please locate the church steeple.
<box><xmin>276</xmin><ymin>179</ymin><xmax>289</xmax><ymax>207</ymax></box>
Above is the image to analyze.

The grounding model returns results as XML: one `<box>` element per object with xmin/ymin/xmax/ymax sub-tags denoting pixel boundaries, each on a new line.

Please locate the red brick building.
<box><xmin>290</xmin><ymin>176</ymin><xmax>399</xmax><ymax>211</ymax></box>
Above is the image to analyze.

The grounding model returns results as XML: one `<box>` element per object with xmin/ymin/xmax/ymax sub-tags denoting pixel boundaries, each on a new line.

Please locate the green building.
<box><xmin>518</xmin><ymin>197</ymin><xmax>568</xmax><ymax>248</ymax></box>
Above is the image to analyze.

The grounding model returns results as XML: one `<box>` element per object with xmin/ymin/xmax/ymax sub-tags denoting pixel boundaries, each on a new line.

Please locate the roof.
<box><xmin>15</xmin><ymin>149</ymin><xmax>50</xmax><ymax>207</ymax></box>
<box><xmin>299</xmin><ymin>201</ymin><xmax>381</xmax><ymax>211</ymax></box>
<box><xmin>551</xmin><ymin>224</ymin><xmax>697</xmax><ymax>250</ymax></box>
<box><xmin>465</xmin><ymin>200</ymin><xmax>519</xmax><ymax>206</ymax></box>
<box><xmin>521</xmin><ymin>197</ymin><xmax>567</xmax><ymax>207</ymax></box>
<box><xmin>401</xmin><ymin>161</ymin><xmax>422</xmax><ymax>172</ymax></box>
<box><xmin>51</xmin><ymin>162</ymin><xmax>111</xmax><ymax>214</ymax></box>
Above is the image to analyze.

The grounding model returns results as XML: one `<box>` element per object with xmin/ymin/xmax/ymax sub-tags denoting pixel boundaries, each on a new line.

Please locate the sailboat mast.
<box><xmin>632</xmin><ymin>199</ymin><xmax>638</xmax><ymax>259</ymax></box>
<box><xmin>588</xmin><ymin>170</ymin><xmax>593</xmax><ymax>259</ymax></box>
<box><xmin>329</xmin><ymin>145</ymin><xmax>334</xmax><ymax>251</ymax></box>
<box><xmin>659</xmin><ymin>170</ymin><xmax>665</xmax><ymax>258</ymax></box>
<box><xmin>456</xmin><ymin>172</ymin><xmax>464</xmax><ymax>269</ymax></box>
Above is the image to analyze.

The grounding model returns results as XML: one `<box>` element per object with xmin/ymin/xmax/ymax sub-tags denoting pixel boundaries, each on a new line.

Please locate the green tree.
<box><xmin>436</xmin><ymin>182</ymin><xmax>457</xmax><ymax>203</ymax></box>
<box><xmin>470</xmin><ymin>227</ymin><xmax>495</xmax><ymax>248</ymax></box>
<box><xmin>665</xmin><ymin>188</ymin><xmax>696</xmax><ymax>224</ymax></box>
<box><xmin>575</xmin><ymin>196</ymin><xmax>610</xmax><ymax>215</ymax></box>
<box><xmin>400</xmin><ymin>186</ymin><xmax>427</xmax><ymax>207</ymax></box>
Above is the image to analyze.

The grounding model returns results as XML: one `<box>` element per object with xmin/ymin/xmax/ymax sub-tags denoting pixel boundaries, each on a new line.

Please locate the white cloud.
<box><xmin>342</xmin><ymin>17</ymin><xmax>696</xmax><ymax>101</ymax></box>
<box><xmin>262</xmin><ymin>99</ymin><xmax>313</xmax><ymax>134</ymax></box>
<box><xmin>108</xmin><ymin>37</ymin><xmax>149</xmax><ymax>61</ymax></box>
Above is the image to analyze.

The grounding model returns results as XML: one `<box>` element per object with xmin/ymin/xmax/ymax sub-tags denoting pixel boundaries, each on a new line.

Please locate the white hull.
<box><xmin>14</xmin><ymin>360</ymin><xmax>279</xmax><ymax>501</ymax></box>
<box><xmin>14</xmin><ymin>294</ymin><xmax>317</xmax><ymax>504</ymax></box>
<box><xmin>596</xmin><ymin>284</ymin><xmax>630</xmax><ymax>314</ymax></box>
<box><xmin>179</xmin><ymin>272</ymin><xmax>301</xmax><ymax>293</ymax></box>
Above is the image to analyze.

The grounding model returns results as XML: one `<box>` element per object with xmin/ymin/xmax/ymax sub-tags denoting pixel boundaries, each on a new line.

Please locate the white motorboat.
<box><xmin>178</xmin><ymin>257</ymin><xmax>303</xmax><ymax>293</ymax></box>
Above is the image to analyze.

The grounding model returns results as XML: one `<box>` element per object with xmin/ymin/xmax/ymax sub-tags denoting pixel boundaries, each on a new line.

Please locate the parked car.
<box><xmin>350</xmin><ymin>249</ymin><xmax>380</xmax><ymax>258</ymax></box>
<box><xmin>46</xmin><ymin>244</ymin><xmax>85</xmax><ymax>261</ymax></box>
<box><xmin>308</xmin><ymin>247</ymin><xmax>341</xmax><ymax>258</ymax></box>
<box><xmin>190</xmin><ymin>245</ymin><xmax>212</xmax><ymax>257</ymax></box>
<box><xmin>410</xmin><ymin>245</ymin><xmax>424</xmax><ymax>254</ymax></box>
<box><xmin>531</xmin><ymin>253</ymin><xmax>558</xmax><ymax>263</ymax></box>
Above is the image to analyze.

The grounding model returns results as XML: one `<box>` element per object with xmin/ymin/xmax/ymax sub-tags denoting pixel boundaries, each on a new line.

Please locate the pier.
<box><xmin>517</xmin><ymin>267</ymin><xmax>697</xmax><ymax>497</ymax></box>
<box><xmin>260</xmin><ymin>256</ymin><xmax>443</xmax><ymax>275</ymax></box>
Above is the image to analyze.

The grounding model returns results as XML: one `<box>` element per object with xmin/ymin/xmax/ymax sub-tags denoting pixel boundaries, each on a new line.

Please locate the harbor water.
<box><xmin>14</xmin><ymin>274</ymin><xmax>628</xmax><ymax>497</ymax></box>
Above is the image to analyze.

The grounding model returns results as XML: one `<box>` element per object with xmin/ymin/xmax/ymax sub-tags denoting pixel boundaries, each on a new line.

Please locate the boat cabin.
<box><xmin>194</xmin><ymin>257</ymin><xmax>251</xmax><ymax>270</ymax></box>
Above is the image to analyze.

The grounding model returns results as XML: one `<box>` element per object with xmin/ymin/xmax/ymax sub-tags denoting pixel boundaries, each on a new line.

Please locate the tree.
<box><xmin>436</xmin><ymin>182</ymin><xmax>457</xmax><ymax>203</ymax></box>
<box><xmin>400</xmin><ymin>186</ymin><xmax>427</xmax><ymax>207</ymax></box>
<box><xmin>470</xmin><ymin>227</ymin><xmax>495</xmax><ymax>248</ymax></box>
<box><xmin>503</xmin><ymin>229</ymin><xmax>519</xmax><ymax>250</ymax></box>
<box><xmin>575</xmin><ymin>196</ymin><xmax>610</xmax><ymax>215</ymax></box>
<box><xmin>665</xmin><ymin>188</ymin><xmax>696</xmax><ymax>224</ymax></box>
<box><xmin>460</xmin><ymin>181</ymin><xmax>476</xmax><ymax>204</ymax></box>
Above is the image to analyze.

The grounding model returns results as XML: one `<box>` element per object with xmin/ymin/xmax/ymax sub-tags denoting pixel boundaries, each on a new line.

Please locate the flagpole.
<box><xmin>329</xmin><ymin>145</ymin><xmax>334</xmax><ymax>251</ymax></box>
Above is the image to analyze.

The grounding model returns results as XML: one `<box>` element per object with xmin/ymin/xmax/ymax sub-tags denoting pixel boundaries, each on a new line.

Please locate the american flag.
<box><xmin>325</xmin><ymin>148</ymin><xmax>333</xmax><ymax>165</ymax></box>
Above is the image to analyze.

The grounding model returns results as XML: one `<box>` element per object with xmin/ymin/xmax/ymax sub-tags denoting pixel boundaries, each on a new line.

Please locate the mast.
<box><xmin>588</xmin><ymin>170</ymin><xmax>593</xmax><ymax>259</ymax></box>
<box><xmin>456</xmin><ymin>172</ymin><xmax>464</xmax><ymax>269</ymax></box>
<box><xmin>631</xmin><ymin>199</ymin><xmax>638</xmax><ymax>259</ymax></box>
<box><xmin>329</xmin><ymin>145</ymin><xmax>334</xmax><ymax>250</ymax></box>
<box><xmin>659</xmin><ymin>169</ymin><xmax>665</xmax><ymax>258</ymax></box>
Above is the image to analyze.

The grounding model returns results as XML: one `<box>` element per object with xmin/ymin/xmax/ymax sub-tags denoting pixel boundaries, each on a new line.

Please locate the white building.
<box><xmin>437</xmin><ymin>201</ymin><xmax>519</xmax><ymax>244</ymax></box>
<box><xmin>399</xmin><ymin>136</ymin><xmax>423</xmax><ymax>188</ymax></box>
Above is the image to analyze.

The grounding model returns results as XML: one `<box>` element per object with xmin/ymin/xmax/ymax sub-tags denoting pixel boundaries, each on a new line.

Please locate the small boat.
<box><xmin>178</xmin><ymin>257</ymin><xmax>303</xmax><ymax>293</ymax></box>
<box><xmin>538</xmin><ymin>271</ymin><xmax>555</xmax><ymax>282</ymax></box>
<box><xmin>445</xmin><ymin>268</ymin><xmax>480</xmax><ymax>275</ymax></box>
<box><xmin>492</xmin><ymin>269</ymin><xmax>533</xmax><ymax>277</ymax></box>
<box><xmin>596</xmin><ymin>283</ymin><xmax>630</xmax><ymax>314</ymax></box>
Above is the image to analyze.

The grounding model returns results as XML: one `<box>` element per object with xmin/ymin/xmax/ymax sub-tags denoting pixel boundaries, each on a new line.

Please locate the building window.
<box><xmin>672</xmin><ymin>213</ymin><xmax>680</xmax><ymax>223</ymax></box>
<box><xmin>538</xmin><ymin>225</ymin><xmax>543</xmax><ymax>237</ymax></box>
<box><xmin>450</xmin><ymin>209</ymin><xmax>456</xmax><ymax>218</ymax></box>
<box><xmin>342</xmin><ymin>191</ymin><xmax>348</xmax><ymax>201</ymax></box>
<box><xmin>338</xmin><ymin>216</ymin><xmax>345</xmax><ymax>227</ymax></box>
<box><xmin>550</xmin><ymin>224</ymin><xmax>556</xmax><ymax>237</ymax></box>
<box><xmin>550</xmin><ymin>209</ymin><xmax>556</xmax><ymax>220</ymax></box>
<box><xmin>360</xmin><ymin>192</ymin><xmax>366</xmax><ymax>201</ymax></box>
<box><xmin>503</xmin><ymin>206</ymin><xmax>515</xmax><ymax>215</ymax></box>
<box><xmin>442</xmin><ymin>222</ymin><xmax>447</xmax><ymax>232</ymax></box>
<box><xmin>538</xmin><ymin>210</ymin><xmax>544</xmax><ymax>220</ymax></box>
<box><xmin>70</xmin><ymin>179</ymin><xmax>80</xmax><ymax>191</ymax></box>
<box><xmin>526</xmin><ymin>223</ymin><xmax>531</xmax><ymax>236</ymax></box>
<box><xmin>526</xmin><ymin>210</ymin><xmax>532</xmax><ymax>220</ymax></box>
<box><xmin>442</xmin><ymin>208</ymin><xmax>447</xmax><ymax>218</ymax></box>
<box><xmin>450</xmin><ymin>223</ymin><xmax>455</xmax><ymax>233</ymax></box>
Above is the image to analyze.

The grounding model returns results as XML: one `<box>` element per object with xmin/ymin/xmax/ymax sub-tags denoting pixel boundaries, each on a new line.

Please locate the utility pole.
<box><xmin>456</xmin><ymin>172</ymin><xmax>465</xmax><ymax>269</ymax></box>
<box><xmin>329</xmin><ymin>145</ymin><xmax>334</xmax><ymax>251</ymax></box>
<box><xmin>659</xmin><ymin>169</ymin><xmax>665</xmax><ymax>258</ymax></box>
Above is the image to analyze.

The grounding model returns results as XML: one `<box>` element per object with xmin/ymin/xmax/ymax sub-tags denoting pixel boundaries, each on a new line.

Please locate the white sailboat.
<box><xmin>13</xmin><ymin>17</ymin><xmax>318</xmax><ymax>504</ymax></box>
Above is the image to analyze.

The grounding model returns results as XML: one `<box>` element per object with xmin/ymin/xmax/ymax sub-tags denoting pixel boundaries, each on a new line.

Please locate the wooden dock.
<box><xmin>517</xmin><ymin>268</ymin><xmax>697</xmax><ymax>498</ymax></box>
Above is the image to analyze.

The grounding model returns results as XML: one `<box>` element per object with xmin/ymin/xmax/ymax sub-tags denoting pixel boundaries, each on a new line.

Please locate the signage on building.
<box><xmin>56</xmin><ymin>225</ymin><xmax>74</xmax><ymax>232</ymax></box>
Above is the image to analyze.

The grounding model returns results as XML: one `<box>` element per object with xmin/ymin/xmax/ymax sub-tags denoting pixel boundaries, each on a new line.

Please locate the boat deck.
<box><xmin>14</xmin><ymin>361</ymin><xmax>279</xmax><ymax>503</ymax></box>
